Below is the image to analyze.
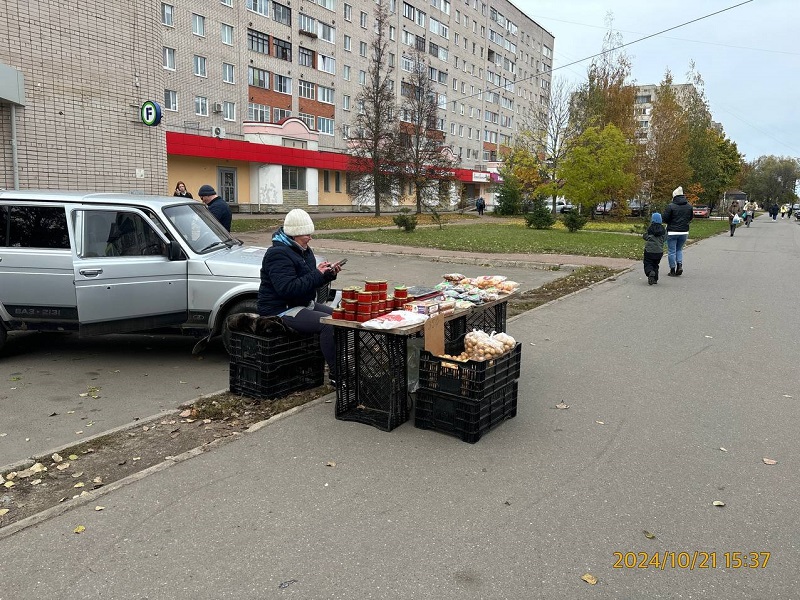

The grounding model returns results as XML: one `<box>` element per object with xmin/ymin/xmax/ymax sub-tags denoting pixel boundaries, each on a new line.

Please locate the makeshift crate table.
<box><xmin>323</xmin><ymin>295</ymin><xmax>512</xmax><ymax>432</ymax></box>
<box><xmin>229</xmin><ymin>330</ymin><xmax>325</xmax><ymax>400</ymax></box>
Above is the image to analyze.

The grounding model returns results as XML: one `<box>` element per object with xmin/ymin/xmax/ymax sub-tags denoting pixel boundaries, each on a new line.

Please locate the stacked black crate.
<box><xmin>229</xmin><ymin>330</ymin><xmax>324</xmax><ymax>400</ymax></box>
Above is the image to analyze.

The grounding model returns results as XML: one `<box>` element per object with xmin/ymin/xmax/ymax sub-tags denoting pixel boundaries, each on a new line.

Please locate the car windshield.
<box><xmin>163</xmin><ymin>203</ymin><xmax>234</xmax><ymax>254</ymax></box>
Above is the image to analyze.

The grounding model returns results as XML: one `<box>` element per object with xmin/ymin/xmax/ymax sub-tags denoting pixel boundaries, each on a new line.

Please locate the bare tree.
<box><xmin>398</xmin><ymin>51</ymin><xmax>460</xmax><ymax>214</ymax></box>
<box><xmin>345</xmin><ymin>1</ymin><xmax>399</xmax><ymax>216</ymax></box>
<box><xmin>520</xmin><ymin>77</ymin><xmax>578</xmax><ymax>212</ymax></box>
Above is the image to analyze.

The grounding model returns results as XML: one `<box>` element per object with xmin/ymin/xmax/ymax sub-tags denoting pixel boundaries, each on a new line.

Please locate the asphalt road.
<box><xmin>3</xmin><ymin>216</ymin><xmax>797</xmax><ymax>599</ymax></box>
<box><xmin>0</xmin><ymin>254</ymin><xmax>565</xmax><ymax>470</ymax></box>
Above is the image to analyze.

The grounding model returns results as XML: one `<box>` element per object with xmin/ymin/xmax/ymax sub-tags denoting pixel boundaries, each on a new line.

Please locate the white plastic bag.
<box><xmin>361</xmin><ymin>311</ymin><xmax>428</xmax><ymax>329</ymax></box>
<box><xmin>732</xmin><ymin>215</ymin><xmax>741</xmax><ymax>224</ymax></box>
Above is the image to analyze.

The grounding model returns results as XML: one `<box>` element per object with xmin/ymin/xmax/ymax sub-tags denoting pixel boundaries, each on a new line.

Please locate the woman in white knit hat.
<box><xmin>662</xmin><ymin>186</ymin><xmax>693</xmax><ymax>277</ymax></box>
<box><xmin>257</xmin><ymin>209</ymin><xmax>342</xmax><ymax>382</ymax></box>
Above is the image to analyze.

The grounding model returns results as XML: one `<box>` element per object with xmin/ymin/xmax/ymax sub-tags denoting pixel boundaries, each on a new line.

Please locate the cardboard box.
<box><xmin>423</xmin><ymin>313</ymin><xmax>445</xmax><ymax>355</ymax></box>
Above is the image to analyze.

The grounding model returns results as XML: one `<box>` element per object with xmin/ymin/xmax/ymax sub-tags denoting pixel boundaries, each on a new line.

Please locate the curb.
<box><xmin>0</xmin><ymin>390</ymin><xmax>335</xmax><ymax>539</ymax></box>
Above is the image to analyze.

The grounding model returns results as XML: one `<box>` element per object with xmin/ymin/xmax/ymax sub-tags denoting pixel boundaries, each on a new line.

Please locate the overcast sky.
<box><xmin>515</xmin><ymin>0</ymin><xmax>798</xmax><ymax>162</ymax></box>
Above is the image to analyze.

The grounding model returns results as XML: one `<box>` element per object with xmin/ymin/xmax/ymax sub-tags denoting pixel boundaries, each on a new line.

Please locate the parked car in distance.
<box><xmin>692</xmin><ymin>205</ymin><xmax>711</xmax><ymax>218</ymax></box>
<box><xmin>550</xmin><ymin>198</ymin><xmax>575</xmax><ymax>213</ymax></box>
<box><xmin>594</xmin><ymin>200</ymin><xmax>648</xmax><ymax>217</ymax></box>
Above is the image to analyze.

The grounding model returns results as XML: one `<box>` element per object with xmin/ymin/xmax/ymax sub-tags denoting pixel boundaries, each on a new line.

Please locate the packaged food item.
<box><xmin>442</xmin><ymin>273</ymin><xmax>467</xmax><ymax>282</ymax></box>
<box><xmin>462</xmin><ymin>329</ymin><xmax>515</xmax><ymax>361</ymax></box>
<box><xmin>497</xmin><ymin>280</ymin><xmax>520</xmax><ymax>293</ymax></box>
<box><xmin>361</xmin><ymin>310</ymin><xmax>429</xmax><ymax>329</ymax></box>
<box><xmin>403</xmin><ymin>299</ymin><xmax>441</xmax><ymax>315</ymax></box>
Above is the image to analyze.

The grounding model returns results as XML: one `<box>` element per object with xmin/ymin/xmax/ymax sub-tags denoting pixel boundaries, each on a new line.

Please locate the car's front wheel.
<box><xmin>0</xmin><ymin>326</ymin><xmax>6</xmax><ymax>353</ymax></box>
<box><xmin>220</xmin><ymin>299</ymin><xmax>259</xmax><ymax>354</ymax></box>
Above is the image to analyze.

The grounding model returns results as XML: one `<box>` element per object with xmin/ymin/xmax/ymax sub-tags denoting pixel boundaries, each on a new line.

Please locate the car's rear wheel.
<box><xmin>0</xmin><ymin>326</ymin><xmax>6</xmax><ymax>354</ymax></box>
<box><xmin>220</xmin><ymin>299</ymin><xmax>259</xmax><ymax>354</ymax></box>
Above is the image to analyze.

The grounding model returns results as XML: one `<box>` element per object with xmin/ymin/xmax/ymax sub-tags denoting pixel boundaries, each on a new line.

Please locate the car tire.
<box><xmin>0</xmin><ymin>326</ymin><xmax>6</xmax><ymax>353</ymax></box>
<box><xmin>221</xmin><ymin>298</ymin><xmax>259</xmax><ymax>354</ymax></box>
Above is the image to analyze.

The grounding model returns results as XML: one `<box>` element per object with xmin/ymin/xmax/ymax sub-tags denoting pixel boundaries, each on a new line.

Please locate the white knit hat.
<box><xmin>672</xmin><ymin>186</ymin><xmax>684</xmax><ymax>198</ymax></box>
<box><xmin>283</xmin><ymin>209</ymin><xmax>315</xmax><ymax>236</ymax></box>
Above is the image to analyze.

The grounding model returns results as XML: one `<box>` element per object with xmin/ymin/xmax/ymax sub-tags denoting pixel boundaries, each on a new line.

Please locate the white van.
<box><xmin>0</xmin><ymin>190</ymin><xmax>267</xmax><ymax>354</ymax></box>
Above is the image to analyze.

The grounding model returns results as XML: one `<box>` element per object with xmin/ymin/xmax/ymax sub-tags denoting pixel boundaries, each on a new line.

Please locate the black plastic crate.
<box><xmin>415</xmin><ymin>380</ymin><xmax>518</xmax><ymax>443</ymax></box>
<box><xmin>334</xmin><ymin>327</ymin><xmax>410</xmax><ymax>431</ymax></box>
<box><xmin>466</xmin><ymin>302</ymin><xmax>507</xmax><ymax>334</ymax></box>
<box><xmin>418</xmin><ymin>342</ymin><xmax>521</xmax><ymax>400</ymax></box>
<box><xmin>229</xmin><ymin>330</ymin><xmax>322</xmax><ymax>368</ymax></box>
<box><xmin>444</xmin><ymin>316</ymin><xmax>467</xmax><ymax>355</ymax></box>
<box><xmin>230</xmin><ymin>355</ymin><xmax>325</xmax><ymax>400</ymax></box>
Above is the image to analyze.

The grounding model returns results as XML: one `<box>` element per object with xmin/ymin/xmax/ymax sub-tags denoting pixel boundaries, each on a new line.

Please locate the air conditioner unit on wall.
<box><xmin>212</xmin><ymin>126</ymin><xmax>226</xmax><ymax>138</ymax></box>
<box><xmin>213</xmin><ymin>102</ymin><xmax>223</xmax><ymax>113</ymax></box>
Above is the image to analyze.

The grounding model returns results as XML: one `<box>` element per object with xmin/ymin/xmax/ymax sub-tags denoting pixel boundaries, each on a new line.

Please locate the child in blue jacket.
<box><xmin>643</xmin><ymin>213</ymin><xmax>666</xmax><ymax>285</ymax></box>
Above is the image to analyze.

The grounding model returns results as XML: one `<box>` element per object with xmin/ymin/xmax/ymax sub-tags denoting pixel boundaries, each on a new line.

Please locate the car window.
<box><xmin>163</xmin><ymin>203</ymin><xmax>231</xmax><ymax>254</ymax></box>
<box><xmin>76</xmin><ymin>210</ymin><xmax>166</xmax><ymax>258</ymax></box>
<box><xmin>0</xmin><ymin>205</ymin><xmax>70</xmax><ymax>249</ymax></box>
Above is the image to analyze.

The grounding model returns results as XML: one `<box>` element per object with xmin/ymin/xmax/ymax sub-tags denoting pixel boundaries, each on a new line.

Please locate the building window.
<box><xmin>192</xmin><ymin>14</ymin><xmax>205</xmax><ymax>36</ymax></box>
<box><xmin>343</xmin><ymin>35</ymin><xmax>351</xmax><ymax>51</ymax></box>
<box><xmin>246</xmin><ymin>0</ymin><xmax>269</xmax><ymax>16</ymax></box>
<box><xmin>318</xmin><ymin>0</ymin><xmax>335</xmax><ymax>10</ymax></box>
<box><xmin>223</xmin><ymin>101</ymin><xmax>236</xmax><ymax>121</ymax></box>
<box><xmin>319</xmin><ymin>22</ymin><xmax>335</xmax><ymax>43</ymax></box>
<box><xmin>221</xmin><ymin>0</ymin><xmax>232</xmax><ymax>5</ymax></box>
<box><xmin>222</xmin><ymin>63</ymin><xmax>235</xmax><ymax>84</ymax></box>
<box><xmin>195</xmin><ymin>96</ymin><xmax>208</xmax><ymax>116</ymax></box>
<box><xmin>272</xmin><ymin>2</ymin><xmax>291</xmax><ymax>25</ymax></box>
<box><xmin>164</xmin><ymin>89</ymin><xmax>177</xmax><ymax>111</ymax></box>
<box><xmin>298</xmin><ymin>80</ymin><xmax>315</xmax><ymax>99</ymax></box>
<box><xmin>193</xmin><ymin>55</ymin><xmax>207</xmax><ymax>77</ymax></box>
<box><xmin>343</xmin><ymin>3</ymin><xmax>352</xmax><ymax>21</ymax></box>
<box><xmin>274</xmin><ymin>107</ymin><xmax>291</xmax><ymax>122</ymax></box>
<box><xmin>248</xmin><ymin>66</ymin><xmax>269</xmax><ymax>89</ymax></box>
<box><xmin>161</xmin><ymin>3</ymin><xmax>174</xmax><ymax>26</ymax></box>
<box><xmin>323</xmin><ymin>170</ymin><xmax>330</xmax><ymax>192</ymax></box>
<box><xmin>317</xmin><ymin>116</ymin><xmax>334</xmax><ymax>135</ymax></box>
<box><xmin>335</xmin><ymin>171</ymin><xmax>341</xmax><ymax>192</ymax></box>
<box><xmin>343</xmin><ymin>65</ymin><xmax>350</xmax><ymax>80</ymax></box>
<box><xmin>247</xmin><ymin>29</ymin><xmax>270</xmax><ymax>54</ymax></box>
<box><xmin>360</xmin><ymin>11</ymin><xmax>367</xmax><ymax>27</ymax></box>
<box><xmin>163</xmin><ymin>47</ymin><xmax>175</xmax><ymax>70</ymax></box>
<box><xmin>273</xmin><ymin>38</ymin><xmax>292</xmax><ymax>61</ymax></box>
<box><xmin>389</xmin><ymin>25</ymin><xmax>396</xmax><ymax>40</ymax></box>
<box><xmin>298</xmin><ymin>46</ymin><xmax>313</xmax><ymax>67</ymax></box>
<box><xmin>248</xmin><ymin>102</ymin><xmax>270</xmax><ymax>122</ymax></box>
<box><xmin>318</xmin><ymin>85</ymin><xmax>334</xmax><ymax>104</ymax></box>
<box><xmin>342</xmin><ymin>95</ymin><xmax>350</xmax><ymax>110</ymax></box>
<box><xmin>359</xmin><ymin>41</ymin><xmax>367</xmax><ymax>57</ymax></box>
<box><xmin>221</xmin><ymin>23</ymin><xmax>233</xmax><ymax>45</ymax></box>
<box><xmin>283</xmin><ymin>167</ymin><xmax>306</xmax><ymax>190</ymax></box>
<box><xmin>318</xmin><ymin>54</ymin><xmax>336</xmax><ymax>74</ymax></box>
<box><xmin>274</xmin><ymin>74</ymin><xmax>292</xmax><ymax>94</ymax></box>
<box><xmin>358</xmin><ymin>70</ymin><xmax>366</xmax><ymax>85</ymax></box>
<box><xmin>298</xmin><ymin>112</ymin><xmax>315</xmax><ymax>129</ymax></box>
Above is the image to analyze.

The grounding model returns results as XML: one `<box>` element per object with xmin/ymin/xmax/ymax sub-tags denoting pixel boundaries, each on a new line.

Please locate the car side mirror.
<box><xmin>167</xmin><ymin>240</ymin><xmax>186</xmax><ymax>261</ymax></box>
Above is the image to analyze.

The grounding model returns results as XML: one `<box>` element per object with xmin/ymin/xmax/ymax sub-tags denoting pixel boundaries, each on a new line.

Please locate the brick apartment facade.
<box><xmin>1</xmin><ymin>0</ymin><xmax>554</xmax><ymax>211</ymax></box>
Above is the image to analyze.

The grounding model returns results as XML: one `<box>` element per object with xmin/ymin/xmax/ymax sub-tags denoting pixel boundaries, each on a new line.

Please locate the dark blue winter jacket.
<box><xmin>257</xmin><ymin>228</ymin><xmax>336</xmax><ymax>316</ymax></box>
<box><xmin>663</xmin><ymin>195</ymin><xmax>693</xmax><ymax>233</ymax></box>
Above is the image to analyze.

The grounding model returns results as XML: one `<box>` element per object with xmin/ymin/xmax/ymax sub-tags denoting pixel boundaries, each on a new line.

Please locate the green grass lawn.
<box><xmin>316</xmin><ymin>219</ymin><xmax>730</xmax><ymax>260</ymax></box>
<box><xmin>232</xmin><ymin>213</ymin><xmax>729</xmax><ymax>259</ymax></box>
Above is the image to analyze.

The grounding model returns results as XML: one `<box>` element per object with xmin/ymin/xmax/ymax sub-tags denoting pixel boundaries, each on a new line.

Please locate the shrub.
<box><xmin>392</xmin><ymin>209</ymin><xmax>418</xmax><ymax>232</ymax></box>
<box><xmin>562</xmin><ymin>210</ymin><xmax>588</xmax><ymax>232</ymax></box>
<box><xmin>523</xmin><ymin>199</ymin><xmax>556</xmax><ymax>229</ymax></box>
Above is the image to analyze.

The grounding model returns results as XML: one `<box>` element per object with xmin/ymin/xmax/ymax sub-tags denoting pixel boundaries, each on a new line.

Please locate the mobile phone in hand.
<box><xmin>335</xmin><ymin>258</ymin><xmax>348</xmax><ymax>268</ymax></box>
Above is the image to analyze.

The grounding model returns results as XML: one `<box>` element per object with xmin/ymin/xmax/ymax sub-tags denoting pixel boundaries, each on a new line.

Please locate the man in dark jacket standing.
<box><xmin>198</xmin><ymin>184</ymin><xmax>232</xmax><ymax>231</ymax></box>
<box><xmin>662</xmin><ymin>186</ymin><xmax>693</xmax><ymax>277</ymax></box>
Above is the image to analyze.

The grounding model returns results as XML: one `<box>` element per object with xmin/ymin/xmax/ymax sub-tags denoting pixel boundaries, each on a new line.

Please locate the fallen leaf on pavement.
<box><xmin>74</xmin><ymin>525</ymin><xmax>86</xmax><ymax>534</ymax></box>
<box><xmin>73</xmin><ymin>482</ymin><xmax>85</xmax><ymax>488</ymax></box>
<box><xmin>713</xmin><ymin>501</ymin><xmax>726</xmax><ymax>507</ymax></box>
<box><xmin>69</xmin><ymin>454</ymin><xmax>79</xmax><ymax>460</ymax></box>
<box><xmin>326</xmin><ymin>461</ymin><xmax>336</xmax><ymax>467</ymax></box>
<box><xmin>52</xmin><ymin>453</ymin><xmax>63</xmax><ymax>463</ymax></box>
<box><xmin>762</xmin><ymin>458</ymin><xmax>777</xmax><ymax>465</ymax></box>
<box><xmin>782</xmin><ymin>395</ymin><xmax>793</xmax><ymax>398</ymax></box>
<box><xmin>555</xmin><ymin>402</ymin><xmax>570</xmax><ymax>409</ymax></box>
<box><xmin>719</xmin><ymin>447</ymin><xmax>728</xmax><ymax>452</ymax></box>
<box><xmin>72</xmin><ymin>472</ymin><xmax>83</xmax><ymax>478</ymax></box>
<box><xmin>93</xmin><ymin>477</ymin><xmax>103</xmax><ymax>484</ymax></box>
<box><xmin>581</xmin><ymin>573</ymin><xmax>597</xmax><ymax>585</ymax></box>
<box><xmin>179</xmin><ymin>409</ymin><xmax>192</xmax><ymax>418</ymax></box>
<box><xmin>643</xmin><ymin>530</ymin><xmax>656</xmax><ymax>539</ymax></box>
<box><xmin>595</xmin><ymin>420</ymin><xmax>604</xmax><ymax>425</ymax></box>
<box><xmin>4</xmin><ymin>481</ymin><xmax>14</xmax><ymax>488</ymax></box>
<box><xmin>56</xmin><ymin>463</ymin><xmax>70</xmax><ymax>471</ymax></box>
<box><xmin>0</xmin><ymin>509</ymin><xmax>9</xmax><ymax>516</ymax></box>
<box><xmin>95</xmin><ymin>506</ymin><xmax>105</xmax><ymax>511</ymax></box>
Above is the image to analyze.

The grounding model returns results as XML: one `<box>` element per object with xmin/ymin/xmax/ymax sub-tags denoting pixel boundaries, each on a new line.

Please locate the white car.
<box><xmin>550</xmin><ymin>198</ymin><xmax>575</xmax><ymax>213</ymax></box>
<box><xmin>0</xmin><ymin>190</ymin><xmax>267</xmax><ymax>354</ymax></box>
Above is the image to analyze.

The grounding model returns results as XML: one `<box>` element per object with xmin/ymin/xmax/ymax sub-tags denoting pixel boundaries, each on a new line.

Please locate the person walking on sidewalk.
<box><xmin>476</xmin><ymin>196</ymin><xmax>486</xmax><ymax>216</ymax></box>
<box><xmin>727</xmin><ymin>199</ymin><xmax>741</xmax><ymax>236</ymax></box>
<box><xmin>642</xmin><ymin>212</ymin><xmax>666</xmax><ymax>285</ymax></box>
<box><xmin>662</xmin><ymin>186</ymin><xmax>693</xmax><ymax>277</ymax></box>
<box><xmin>743</xmin><ymin>199</ymin><xmax>757</xmax><ymax>227</ymax></box>
<box><xmin>770</xmin><ymin>202</ymin><xmax>779</xmax><ymax>221</ymax></box>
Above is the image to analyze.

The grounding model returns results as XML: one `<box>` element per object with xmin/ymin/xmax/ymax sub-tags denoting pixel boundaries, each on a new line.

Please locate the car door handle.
<box><xmin>79</xmin><ymin>268</ymin><xmax>103</xmax><ymax>277</ymax></box>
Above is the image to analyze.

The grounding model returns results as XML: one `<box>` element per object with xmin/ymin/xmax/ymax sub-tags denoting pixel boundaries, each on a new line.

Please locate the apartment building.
<box><xmin>1</xmin><ymin>0</ymin><xmax>554</xmax><ymax>211</ymax></box>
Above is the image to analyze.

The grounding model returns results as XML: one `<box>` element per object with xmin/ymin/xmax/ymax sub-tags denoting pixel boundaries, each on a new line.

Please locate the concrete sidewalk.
<box><xmin>3</xmin><ymin>216</ymin><xmax>798</xmax><ymax>599</ymax></box>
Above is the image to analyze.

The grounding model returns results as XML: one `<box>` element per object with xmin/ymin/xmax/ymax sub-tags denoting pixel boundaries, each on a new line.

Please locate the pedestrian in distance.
<box><xmin>727</xmin><ymin>199</ymin><xmax>741</xmax><ymax>236</ymax></box>
<box><xmin>173</xmin><ymin>181</ymin><xmax>193</xmax><ymax>199</ymax></box>
<box><xmin>642</xmin><ymin>212</ymin><xmax>666</xmax><ymax>285</ymax></box>
<box><xmin>198</xmin><ymin>184</ymin><xmax>232</xmax><ymax>232</ymax></box>
<box><xmin>662</xmin><ymin>186</ymin><xmax>693</xmax><ymax>277</ymax></box>
<box><xmin>475</xmin><ymin>196</ymin><xmax>486</xmax><ymax>216</ymax></box>
<box><xmin>257</xmin><ymin>209</ymin><xmax>342</xmax><ymax>384</ymax></box>
<box><xmin>770</xmin><ymin>202</ymin><xmax>779</xmax><ymax>221</ymax></box>
<box><xmin>743</xmin><ymin>199</ymin><xmax>757</xmax><ymax>227</ymax></box>
<box><xmin>780</xmin><ymin>203</ymin><xmax>790</xmax><ymax>219</ymax></box>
